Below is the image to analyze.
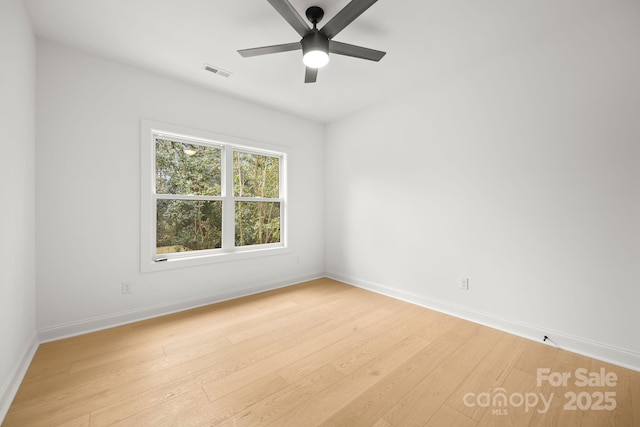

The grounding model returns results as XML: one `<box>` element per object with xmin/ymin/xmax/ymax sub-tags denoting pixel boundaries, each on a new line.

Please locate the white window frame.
<box><xmin>141</xmin><ymin>119</ymin><xmax>288</xmax><ymax>273</ymax></box>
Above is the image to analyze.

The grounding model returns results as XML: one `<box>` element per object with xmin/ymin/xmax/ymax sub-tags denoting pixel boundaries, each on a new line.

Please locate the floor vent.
<box><xmin>203</xmin><ymin>64</ymin><xmax>232</xmax><ymax>78</ymax></box>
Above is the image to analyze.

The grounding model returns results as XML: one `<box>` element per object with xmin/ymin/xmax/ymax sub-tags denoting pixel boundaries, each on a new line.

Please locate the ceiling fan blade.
<box><xmin>320</xmin><ymin>0</ymin><xmax>379</xmax><ymax>39</ymax></box>
<box><xmin>238</xmin><ymin>42</ymin><xmax>301</xmax><ymax>58</ymax></box>
<box><xmin>329</xmin><ymin>41</ymin><xmax>386</xmax><ymax>61</ymax></box>
<box><xmin>267</xmin><ymin>0</ymin><xmax>310</xmax><ymax>37</ymax></box>
<box><xmin>305</xmin><ymin>67</ymin><xmax>318</xmax><ymax>83</ymax></box>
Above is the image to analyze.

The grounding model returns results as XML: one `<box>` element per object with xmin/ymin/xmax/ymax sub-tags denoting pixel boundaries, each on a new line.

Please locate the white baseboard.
<box><xmin>0</xmin><ymin>333</ymin><xmax>39</xmax><ymax>423</ymax></box>
<box><xmin>328</xmin><ymin>273</ymin><xmax>640</xmax><ymax>373</ymax></box>
<box><xmin>38</xmin><ymin>272</ymin><xmax>325</xmax><ymax>343</ymax></box>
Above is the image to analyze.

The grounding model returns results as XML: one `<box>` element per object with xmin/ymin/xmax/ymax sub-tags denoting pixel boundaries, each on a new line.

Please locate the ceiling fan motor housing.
<box><xmin>302</xmin><ymin>31</ymin><xmax>329</xmax><ymax>56</ymax></box>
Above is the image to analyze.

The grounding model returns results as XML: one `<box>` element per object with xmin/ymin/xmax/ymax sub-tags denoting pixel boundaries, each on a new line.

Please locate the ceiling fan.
<box><xmin>238</xmin><ymin>0</ymin><xmax>386</xmax><ymax>83</ymax></box>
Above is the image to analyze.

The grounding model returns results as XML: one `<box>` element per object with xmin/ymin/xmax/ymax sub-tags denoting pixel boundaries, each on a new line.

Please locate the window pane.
<box><xmin>234</xmin><ymin>152</ymin><xmax>279</xmax><ymax>198</ymax></box>
<box><xmin>156</xmin><ymin>139</ymin><xmax>221</xmax><ymax>196</ymax></box>
<box><xmin>156</xmin><ymin>199</ymin><xmax>222</xmax><ymax>254</ymax></box>
<box><xmin>235</xmin><ymin>201</ymin><xmax>281</xmax><ymax>246</ymax></box>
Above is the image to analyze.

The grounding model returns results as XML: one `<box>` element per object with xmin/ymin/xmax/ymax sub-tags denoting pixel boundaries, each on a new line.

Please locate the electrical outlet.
<box><xmin>122</xmin><ymin>282</ymin><xmax>132</xmax><ymax>294</ymax></box>
<box><xmin>459</xmin><ymin>278</ymin><xmax>469</xmax><ymax>290</ymax></box>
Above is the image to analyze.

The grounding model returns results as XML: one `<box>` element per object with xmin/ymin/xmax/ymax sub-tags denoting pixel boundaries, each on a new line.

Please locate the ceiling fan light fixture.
<box><xmin>303</xmin><ymin>50</ymin><xmax>329</xmax><ymax>68</ymax></box>
<box><xmin>302</xmin><ymin>31</ymin><xmax>330</xmax><ymax>68</ymax></box>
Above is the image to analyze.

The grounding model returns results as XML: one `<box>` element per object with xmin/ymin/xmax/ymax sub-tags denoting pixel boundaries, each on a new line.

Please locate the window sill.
<box><xmin>141</xmin><ymin>246</ymin><xmax>290</xmax><ymax>273</ymax></box>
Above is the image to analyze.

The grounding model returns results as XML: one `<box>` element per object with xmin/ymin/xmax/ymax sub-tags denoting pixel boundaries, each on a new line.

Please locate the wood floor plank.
<box><xmin>577</xmin><ymin>359</ymin><xmax>636</xmax><ymax>427</ymax></box>
<box><xmin>224</xmin><ymin>287</ymin><xmax>376</xmax><ymax>345</ymax></box>
<box><xmin>224</xmin><ymin>364</ymin><xmax>344</xmax><ymax>426</ymax></box>
<box><xmin>9</xmin><ymin>284</ymin><xmax>377</xmax><ymax>415</ymax></box>
<box><xmin>319</xmin><ymin>320</ymin><xmax>481</xmax><ymax>426</ymax></box>
<box><xmin>161</xmin><ymin>335</ymin><xmax>232</xmax><ymax>359</ymax></box>
<box><xmin>9</xmin><ymin>307</ymin><xmax>357</xmax><ymax>422</ymax></box>
<box><xmin>21</xmin><ymin>284</ymin><xmax>317</xmax><ymax>383</ymax></box>
<box><xmin>381</xmin><ymin>326</ymin><xmax>503</xmax><ymax>427</ymax></box>
<box><xmin>445</xmin><ymin>333</ymin><xmax>528</xmax><ymax>421</ymax></box>
<box><xmin>108</xmin><ymin>387</ymin><xmax>217</xmax><ymax>427</ymax></box>
<box><xmin>19</xmin><ymin>350</ymin><xmax>71</xmax><ymax>384</ymax></box>
<box><xmin>475</xmin><ymin>368</ymin><xmax>539</xmax><ymax>427</ymax></box>
<box><xmin>3</xmin><ymin>279</ymin><xmax>639</xmax><ymax>427</ymax></box>
<box><xmin>156</xmin><ymin>280</ymin><xmax>354</xmax><ymax>352</ymax></box>
<box><xmin>527</xmin><ymin>349</ymin><xmax>590</xmax><ymax>426</ymax></box>
<box><xmin>201</xmin><ymin>306</ymin><xmax>395</xmax><ymax>402</ymax></box>
<box><xmin>163</xmin><ymin>292</ymin><xmax>366</xmax><ymax>363</ymax></box>
<box><xmin>275</xmin><ymin>303</ymin><xmax>422</xmax><ymax>384</ymax></box>
<box><xmin>88</xmin><ymin>372</ymin><xmax>205</xmax><ymax>426</ymax></box>
<box><xmin>68</xmin><ymin>343</ymin><xmax>168</xmax><ymax>375</ymax></box>
<box><xmin>371</xmin><ymin>418</ymin><xmax>393</xmax><ymax>427</ymax></box>
<box><xmin>201</xmin><ymin>372</ymin><xmax>289</xmax><ymax>425</ymax></box>
<box><xmin>7</xmin><ymin>288</ymin><xmax>342</xmax><ymax>421</ymax></box>
<box><xmin>46</xmin><ymin>279</ymin><xmax>340</xmax><ymax>366</ymax></box>
<box><xmin>415</xmin><ymin>309</ymin><xmax>465</xmax><ymax>342</ymax></box>
<box><xmin>424</xmin><ymin>404</ymin><xmax>477</xmax><ymax>427</ymax></box>
<box><xmin>513</xmin><ymin>339</ymin><xmax>559</xmax><ymax>374</ymax></box>
<box><xmin>270</xmin><ymin>334</ymin><xmax>431</xmax><ymax>426</ymax></box>
<box><xmin>56</xmin><ymin>414</ymin><xmax>91</xmax><ymax>427</ymax></box>
<box><xmin>329</xmin><ymin>309</ymin><xmax>429</xmax><ymax>376</ymax></box>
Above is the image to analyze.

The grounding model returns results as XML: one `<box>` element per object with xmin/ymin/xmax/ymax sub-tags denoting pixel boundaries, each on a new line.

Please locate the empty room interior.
<box><xmin>1</xmin><ymin>0</ymin><xmax>639</xmax><ymax>425</ymax></box>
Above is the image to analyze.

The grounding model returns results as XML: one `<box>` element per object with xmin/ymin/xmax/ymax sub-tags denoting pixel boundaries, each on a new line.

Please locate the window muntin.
<box><xmin>146</xmin><ymin>127</ymin><xmax>286</xmax><ymax>266</ymax></box>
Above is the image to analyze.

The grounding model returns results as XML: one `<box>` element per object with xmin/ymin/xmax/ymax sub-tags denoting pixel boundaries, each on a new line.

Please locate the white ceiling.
<box><xmin>24</xmin><ymin>0</ymin><xmax>610</xmax><ymax>123</ymax></box>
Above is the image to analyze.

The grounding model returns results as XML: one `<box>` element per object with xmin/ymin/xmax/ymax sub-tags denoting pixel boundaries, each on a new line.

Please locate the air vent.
<box><xmin>203</xmin><ymin>64</ymin><xmax>232</xmax><ymax>78</ymax></box>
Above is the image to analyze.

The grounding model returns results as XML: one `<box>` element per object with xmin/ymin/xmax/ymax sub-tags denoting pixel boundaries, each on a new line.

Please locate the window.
<box><xmin>155</xmin><ymin>139</ymin><xmax>223</xmax><ymax>254</ymax></box>
<box><xmin>141</xmin><ymin>120</ymin><xmax>287</xmax><ymax>272</ymax></box>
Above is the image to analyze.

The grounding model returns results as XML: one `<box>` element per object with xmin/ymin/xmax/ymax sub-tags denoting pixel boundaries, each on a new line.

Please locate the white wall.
<box><xmin>326</xmin><ymin>4</ymin><xmax>640</xmax><ymax>369</ymax></box>
<box><xmin>36</xmin><ymin>40</ymin><xmax>325</xmax><ymax>337</ymax></box>
<box><xmin>0</xmin><ymin>0</ymin><xmax>38</xmax><ymax>418</ymax></box>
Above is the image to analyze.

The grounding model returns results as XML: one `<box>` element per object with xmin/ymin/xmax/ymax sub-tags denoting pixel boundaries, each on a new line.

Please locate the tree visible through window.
<box><xmin>234</xmin><ymin>152</ymin><xmax>281</xmax><ymax>246</ymax></box>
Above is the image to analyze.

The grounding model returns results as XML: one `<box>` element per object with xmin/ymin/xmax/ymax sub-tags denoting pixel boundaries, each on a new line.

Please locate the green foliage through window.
<box><xmin>156</xmin><ymin>200</ymin><xmax>222</xmax><ymax>252</ymax></box>
<box><xmin>235</xmin><ymin>201</ymin><xmax>281</xmax><ymax>246</ymax></box>
<box><xmin>156</xmin><ymin>139</ymin><xmax>221</xmax><ymax>196</ymax></box>
<box><xmin>234</xmin><ymin>151</ymin><xmax>279</xmax><ymax>198</ymax></box>
<box><xmin>153</xmin><ymin>135</ymin><xmax>283</xmax><ymax>257</ymax></box>
<box><xmin>234</xmin><ymin>151</ymin><xmax>281</xmax><ymax>247</ymax></box>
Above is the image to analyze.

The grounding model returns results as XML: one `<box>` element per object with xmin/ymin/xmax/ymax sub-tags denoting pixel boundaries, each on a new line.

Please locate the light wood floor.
<box><xmin>3</xmin><ymin>278</ymin><xmax>639</xmax><ymax>426</ymax></box>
